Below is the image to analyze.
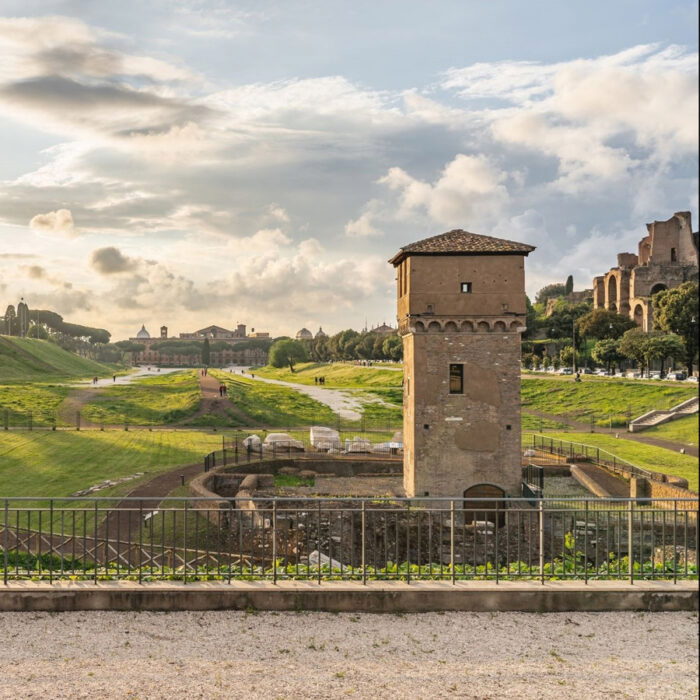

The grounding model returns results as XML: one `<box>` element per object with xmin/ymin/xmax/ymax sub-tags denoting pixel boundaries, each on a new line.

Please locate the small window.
<box><xmin>671</xmin><ymin>247</ymin><xmax>677</xmax><ymax>262</ymax></box>
<box><xmin>449</xmin><ymin>363</ymin><xmax>464</xmax><ymax>394</ymax></box>
<box><xmin>460</xmin><ymin>282</ymin><xmax>472</xmax><ymax>293</ymax></box>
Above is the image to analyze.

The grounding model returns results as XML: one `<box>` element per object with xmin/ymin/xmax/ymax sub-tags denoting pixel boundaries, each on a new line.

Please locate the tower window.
<box><xmin>460</xmin><ymin>282</ymin><xmax>472</xmax><ymax>293</ymax></box>
<box><xmin>671</xmin><ymin>247</ymin><xmax>677</xmax><ymax>262</ymax></box>
<box><xmin>449</xmin><ymin>363</ymin><xmax>464</xmax><ymax>394</ymax></box>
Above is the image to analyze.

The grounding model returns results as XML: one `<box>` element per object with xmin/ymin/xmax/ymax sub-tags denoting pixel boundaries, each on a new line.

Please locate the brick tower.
<box><xmin>389</xmin><ymin>230</ymin><xmax>535</xmax><ymax>498</ymax></box>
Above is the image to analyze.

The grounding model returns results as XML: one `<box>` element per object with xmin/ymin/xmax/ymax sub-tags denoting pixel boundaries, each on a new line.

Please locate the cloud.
<box><xmin>24</xmin><ymin>264</ymin><xmax>46</xmax><ymax>279</ymax></box>
<box><xmin>29</xmin><ymin>209</ymin><xmax>76</xmax><ymax>237</ymax></box>
<box><xmin>378</xmin><ymin>154</ymin><xmax>510</xmax><ymax>228</ymax></box>
<box><xmin>90</xmin><ymin>246</ymin><xmax>139</xmax><ymax>274</ymax></box>
<box><xmin>345</xmin><ymin>200</ymin><xmax>384</xmax><ymax>237</ymax></box>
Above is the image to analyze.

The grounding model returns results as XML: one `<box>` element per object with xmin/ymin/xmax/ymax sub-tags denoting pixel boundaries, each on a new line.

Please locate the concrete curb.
<box><xmin>1</xmin><ymin>581</ymin><xmax>697</xmax><ymax>613</ymax></box>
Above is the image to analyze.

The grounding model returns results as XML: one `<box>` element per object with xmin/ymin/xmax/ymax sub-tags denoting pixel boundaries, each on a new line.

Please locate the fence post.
<box><xmin>272</xmin><ymin>500</ymin><xmax>277</xmax><ymax>585</ymax></box>
<box><xmin>28</xmin><ymin>411</ymin><xmax>32</xmax><ymax>431</ymax></box>
<box><xmin>234</xmin><ymin>438</ymin><xmax>239</xmax><ymax>465</ymax></box>
<box><xmin>450</xmin><ymin>500</ymin><xmax>456</xmax><ymax>585</ymax></box>
<box><xmin>538</xmin><ymin>500</ymin><xmax>545</xmax><ymax>584</ymax></box>
<box><xmin>628</xmin><ymin>500</ymin><xmax>634</xmax><ymax>584</ymax></box>
<box><xmin>76</xmin><ymin>411</ymin><xmax>80</xmax><ymax>431</ymax></box>
<box><xmin>223</xmin><ymin>448</ymin><xmax>227</xmax><ymax>467</ymax></box>
<box><xmin>361</xmin><ymin>500</ymin><xmax>367</xmax><ymax>585</ymax></box>
<box><xmin>3</xmin><ymin>498</ymin><xmax>8</xmax><ymax>585</ymax></box>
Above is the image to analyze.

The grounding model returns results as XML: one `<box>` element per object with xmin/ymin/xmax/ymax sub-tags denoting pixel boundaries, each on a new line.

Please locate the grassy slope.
<box><xmin>80</xmin><ymin>371</ymin><xmax>201</xmax><ymax>425</ymax></box>
<box><xmin>211</xmin><ymin>370</ymin><xmax>338</xmax><ymax>427</ymax></box>
<box><xmin>536</xmin><ymin>431</ymin><xmax>699</xmax><ymax>491</ymax></box>
<box><xmin>641</xmin><ymin>414</ymin><xmax>699</xmax><ymax>447</ymax></box>
<box><xmin>251</xmin><ymin>362</ymin><xmax>402</xmax><ymax>388</ymax></box>
<box><xmin>522</xmin><ymin>377</ymin><xmax>697</xmax><ymax>427</ymax></box>
<box><xmin>0</xmin><ymin>336</ymin><xmax>114</xmax><ymax>382</ymax></box>
<box><xmin>0</xmin><ymin>430</ymin><xmax>223</xmax><ymax>498</ymax></box>
<box><xmin>0</xmin><ymin>384</ymin><xmax>69</xmax><ymax>425</ymax></box>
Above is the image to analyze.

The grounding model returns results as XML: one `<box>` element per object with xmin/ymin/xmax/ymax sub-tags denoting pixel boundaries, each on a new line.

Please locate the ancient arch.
<box><xmin>477</xmin><ymin>321</ymin><xmax>490</xmax><ymax>332</ymax></box>
<box><xmin>510</xmin><ymin>320</ymin><xmax>521</xmax><ymax>331</ymax></box>
<box><xmin>444</xmin><ymin>321</ymin><xmax>458</xmax><ymax>333</ymax></box>
<box><xmin>463</xmin><ymin>483</ymin><xmax>506</xmax><ymax>527</ymax></box>
<box><xmin>606</xmin><ymin>274</ymin><xmax>618</xmax><ymax>308</ymax></box>
<box><xmin>461</xmin><ymin>320</ymin><xmax>474</xmax><ymax>332</ymax></box>
<box><xmin>427</xmin><ymin>321</ymin><xmax>442</xmax><ymax>333</ymax></box>
<box><xmin>650</xmin><ymin>283</ymin><xmax>668</xmax><ymax>297</ymax></box>
<box><xmin>493</xmin><ymin>320</ymin><xmax>507</xmax><ymax>332</ymax></box>
<box><xmin>633</xmin><ymin>303</ymin><xmax>645</xmax><ymax>327</ymax></box>
<box><xmin>414</xmin><ymin>321</ymin><xmax>426</xmax><ymax>333</ymax></box>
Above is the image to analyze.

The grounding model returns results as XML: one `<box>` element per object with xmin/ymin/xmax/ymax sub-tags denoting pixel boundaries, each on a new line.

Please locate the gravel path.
<box><xmin>0</xmin><ymin>611</ymin><xmax>696</xmax><ymax>699</ymax></box>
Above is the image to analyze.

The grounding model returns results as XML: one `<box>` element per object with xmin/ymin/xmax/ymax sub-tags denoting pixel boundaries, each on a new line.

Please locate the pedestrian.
<box><xmin>113</xmin><ymin>375</ymin><xmax>116</xmax><ymax>382</ymax></box>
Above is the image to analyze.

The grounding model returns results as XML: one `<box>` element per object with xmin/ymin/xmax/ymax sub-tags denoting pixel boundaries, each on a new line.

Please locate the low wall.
<box><xmin>1</xmin><ymin>581</ymin><xmax>696</xmax><ymax>613</ymax></box>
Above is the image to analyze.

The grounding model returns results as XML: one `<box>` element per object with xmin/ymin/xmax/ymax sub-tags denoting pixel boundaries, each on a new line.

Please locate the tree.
<box><xmin>268</xmin><ymin>339</ymin><xmax>308</xmax><ymax>371</ymax></box>
<box><xmin>653</xmin><ymin>282</ymin><xmax>699</xmax><ymax>376</ymax></box>
<box><xmin>535</xmin><ymin>283</ymin><xmax>566</xmax><ymax>304</ymax></box>
<box><xmin>521</xmin><ymin>353</ymin><xmax>533</xmax><ymax>370</ymax></box>
<box><xmin>522</xmin><ymin>295</ymin><xmax>539</xmax><ymax>339</ymax></box>
<box><xmin>27</xmin><ymin>323</ymin><xmax>49</xmax><ymax>339</ymax></box>
<box><xmin>542</xmin><ymin>355</ymin><xmax>551</xmax><ymax>370</ymax></box>
<box><xmin>546</xmin><ymin>301</ymin><xmax>592</xmax><ymax>339</ymax></box>
<box><xmin>619</xmin><ymin>328</ymin><xmax>651</xmax><ymax>375</ymax></box>
<box><xmin>202</xmin><ymin>338</ymin><xmax>210</xmax><ymax>366</ymax></box>
<box><xmin>114</xmin><ymin>340</ymin><xmax>145</xmax><ymax>364</ymax></box>
<box><xmin>591</xmin><ymin>338</ymin><xmax>623</xmax><ymax>373</ymax></box>
<box><xmin>382</xmin><ymin>335</ymin><xmax>402</xmax><ymax>361</ymax></box>
<box><xmin>644</xmin><ymin>333</ymin><xmax>685</xmax><ymax>377</ymax></box>
<box><xmin>559</xmin><ymin>345</ymin><xmax>575</xmax><ymax>368</ymax></box>
<box><xmin>576</xmin><ymin>308</ymin><xmax>636</xmax><ymax>340</ymax></box>
<box><xmin>565</xmin><ymin>275</ymin><xmax>574</xmax><ymax>295</ymax></box>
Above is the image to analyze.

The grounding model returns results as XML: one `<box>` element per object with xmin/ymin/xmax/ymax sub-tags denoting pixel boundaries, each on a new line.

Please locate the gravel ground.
<box><xmin>1</xmin><ymin>610</ymin><xmax>697</xmax><ymax>699</ymax></box>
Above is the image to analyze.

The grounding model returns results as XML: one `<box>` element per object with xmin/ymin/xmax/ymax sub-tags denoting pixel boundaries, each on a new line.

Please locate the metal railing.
<box><xmin>2</xmin><ymin>496</ymin><xmax>697</xmax><ymax>583</ymax></box>
<box><xmin>526</xmin><ymin>433</ymin><xmax>661</xmax><ymax>483</ymax></box>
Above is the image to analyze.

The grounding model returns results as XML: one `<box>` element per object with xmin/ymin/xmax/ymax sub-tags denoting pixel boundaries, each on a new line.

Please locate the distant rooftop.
<box><xmin>389</xmin><ymin>229</ymin><xmax>535</xmax><ymax>265</ymax></box>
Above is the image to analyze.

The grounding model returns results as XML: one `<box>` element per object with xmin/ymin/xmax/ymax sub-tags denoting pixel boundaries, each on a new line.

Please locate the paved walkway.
<box><xmin>524</xmin><ymin>409</ymin><xmax>698</xmax><ymax>457</ymax></box>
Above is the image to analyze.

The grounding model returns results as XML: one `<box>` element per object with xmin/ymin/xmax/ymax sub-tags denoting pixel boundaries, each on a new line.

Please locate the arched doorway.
<box><xmin>607</xmin><ymin>275</ymin><xmax>618</xmax><ymax>308</ymax></box>
<box><xmin>650</xmin><ymin>283</ymin><xmax>667</xmax><ymax>297</ymax></box>
<box><xmin>463</xmin><ymin>483</ymin><xmax>506</xmax><ymax>527</ymax></box>
<box><xmin>633</xmin><ymin>304</ymin><xmax>645</xmax><ymax>327</ymax></box>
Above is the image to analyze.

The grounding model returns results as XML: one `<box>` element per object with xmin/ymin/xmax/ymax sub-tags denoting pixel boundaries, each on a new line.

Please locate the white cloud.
<box><xmin>29</xmin><ymin>208</ymin><xmax>76</xmax><ymax>237</ymax></box>
<box><xmin>378</xmin><ymin>154</ymin><xmax>510</xmax><ymax>228</ymax></box>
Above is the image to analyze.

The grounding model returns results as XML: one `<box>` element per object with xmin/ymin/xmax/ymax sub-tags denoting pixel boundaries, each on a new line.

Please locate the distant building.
<box><xmin>315</xmin><ymin>327</ymin><xmax>327</xmax><ymax>338</ymax></box>
<box><xmin>370</xmin><ymin>322</ymin><xmax>396</xmax><ymax>335</ymax></box>
<box><xmin>179</xmin><ymin>324</ymin><xmax>247</xmax><ymax>339</ymax></box>
<box><xmin>592</xmin><ymin>212</ymin><xmax>698</xmax><ymax>331</ymax></box>
<box><xmin>544</xmin><ymin>289</ymin><xmax>593</xmax><ymax>317</ymax></box>
<box><xmin>127</xmin><ymin>321</ymin><xmax>270</xmax><ymax>366</ymax></box>
<box><xmin>296</xmin><ymin>328</ymin><xmax>313</xmax><ymax>340</ymax></box>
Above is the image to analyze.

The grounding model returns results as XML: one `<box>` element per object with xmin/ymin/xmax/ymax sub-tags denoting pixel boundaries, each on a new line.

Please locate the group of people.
<box><xmin>200</xmin><ymin>368</ymin><xmax>208</xmax><ymax>377</ymax></box>
<box><xmin>313</xmin><ymin>376</ymin><xmax>327</xmax><ymax>385</ymax></box>
<box><xmin>218</xmin><ymin>384</ymin><xmax>228</xmax><ymax>397</ymax></box>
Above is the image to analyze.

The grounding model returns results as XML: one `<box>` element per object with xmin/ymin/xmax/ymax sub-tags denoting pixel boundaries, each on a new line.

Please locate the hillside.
<box><xmin>0</xmin><ymin>336</ymin><xmax>114</xmax><ymax>382</ymax></box>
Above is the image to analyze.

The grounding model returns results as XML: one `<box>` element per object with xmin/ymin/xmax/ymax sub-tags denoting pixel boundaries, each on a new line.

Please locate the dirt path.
<box><xmin>97</xmin><ymin>461</ymin><xmax>204</xmax><ymax>540</ymax></box>
<box><xmin>178</xmin><ymin>371</ymin><xmax>256</xmax><ymax>427</ymax></box>
<box><xmin>524</xmin><ymin>408</ymin><xmax>699</xmax><ymax>457</ymax></box>
<box><xmin>56</xmin><ymin>387</ymin><xmax>103</xmax><ymax>428</ymax></box>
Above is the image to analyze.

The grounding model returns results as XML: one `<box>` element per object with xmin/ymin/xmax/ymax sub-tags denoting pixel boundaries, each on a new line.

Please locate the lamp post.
<box><xmin>572</xmin><ymin>318</ymin><xmax>577</xmax><ymax>374</ymax></box>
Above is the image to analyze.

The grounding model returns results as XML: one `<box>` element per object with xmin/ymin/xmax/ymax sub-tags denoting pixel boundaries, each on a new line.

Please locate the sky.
<box><xmin>0</xmin><ymin>0</ymin><xmax>697</xmax><ymax>341</ymax></box>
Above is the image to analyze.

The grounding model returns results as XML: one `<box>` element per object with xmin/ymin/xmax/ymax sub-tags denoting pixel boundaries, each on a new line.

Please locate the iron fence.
<box><xmin>2</xmin><ymin>496</ymin><xmax>697</xmax><ymax>583</ymax></box>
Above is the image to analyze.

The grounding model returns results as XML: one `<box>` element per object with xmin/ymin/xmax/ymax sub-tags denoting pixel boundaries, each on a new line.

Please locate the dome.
<box><xmin>295</xmin><ymin>328</ymin><xmax>313</xmax><ymax>340</ymax></box>
<box><xmin>136</xmin><ymin>324</ymin><xmax>150</xmax><ymax>339</ymax></box>
<box><xmin>315</xmin><ymin>326</ymin><xmax>327</xmax><ymax>338</ymax></box>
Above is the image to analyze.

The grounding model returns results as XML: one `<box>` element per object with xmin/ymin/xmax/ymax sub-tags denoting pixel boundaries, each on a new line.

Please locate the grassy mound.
<box><xmin>521</xmin><ymin>377</ymin><xmax>697</xmax><ymax>427</ymax></box>
<box><xmin>0</xmin><ymin>336</ymin><xmax>114</xmax><ymax>382</ymax></box>
<box><xmin>642</xmin><ymin>414</ymin><xmax>698</xmax><ymax>447</ymax></box>
<box><xmin>80</xmin><ymin>371</ymin><xmax>201</xmax><ymax>426</ymax></box>
<box><xmin>250</xmin><ymin>362</ymin><xmax>402</xmax><ymax>388</ymax></box>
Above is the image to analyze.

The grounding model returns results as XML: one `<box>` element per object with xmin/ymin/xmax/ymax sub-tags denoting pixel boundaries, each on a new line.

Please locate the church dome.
<box><xmin>136</xmin><ymin>325</ymin><xmax>150</xmax><ymax>339</ymax></box>
<box><xmin>295</xmin><ymin>328</ymin><xmax>313</xmax><ymax>340</ymax></box>
<box><xmin>315</xmin><ymin>326</ymin><xmax>327</xmax><ymax>338</ymax></box>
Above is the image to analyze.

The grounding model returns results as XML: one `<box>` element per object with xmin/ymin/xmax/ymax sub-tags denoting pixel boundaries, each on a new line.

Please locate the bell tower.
<box><xmin>390</xmin><ymin>229</ymin><xmax>535</xmax><ymax>498</ymax></box>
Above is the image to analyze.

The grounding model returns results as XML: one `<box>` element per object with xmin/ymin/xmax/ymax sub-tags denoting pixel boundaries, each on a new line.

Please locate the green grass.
<box><xmin>538</xmin><ymin>431</ymin><xmax>699</xmax><ymax>492</ymax></box>
<box><xmin>521</xmin><ymin>412</ymin><xmax>571</xmax><ymax>431</ymax></box>
<box><xmin>521</xmin><ymin>376</ymin><xmax>697</xmax><ymax>427</ymax></box>
<box><xmin>0</xmin><ymin>336</ymin><xmax>116</xmax><ymax>382</ymax></box>
<box><xmin>250</xmin><ymin>362</ymin><xmax>402</xmax><ymax>388</ymax></box>
<box><xmin>0</xmin><ymin>429</ymin><xmax>224</xmax><ymax>498</ymax></box>
<box><xmin>0</xmin><ymin>383</ymin><xmax>69</xmax><ymax>426</ymax></box>
<box><xmin>80</xmin><ymin>371</ymin><xmax>201</xmax><ymax>426</ymax></box>
<box><xmin>211</xmin><ymin>371</ymin><xmax>338</xmax><ymax>427</ymax></box>
<box><xmin>642</xmin><ymin>414</ymin><xmax>699</xmax><ymax>447</ymax></box>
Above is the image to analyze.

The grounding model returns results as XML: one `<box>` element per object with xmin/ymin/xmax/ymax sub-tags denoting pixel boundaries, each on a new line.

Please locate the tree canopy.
<box><xmin>268</xmin><ymin>338</ymin><xmax>308</xmax><ymax>370</ymax></box>
<box><xmin>575</xmin><ymin>308</ymin><xmax>636</xmax><ymax>340</ymax></box>
<box><xmin>652</xmin><ymin>281</ymin><xmax>699</xmax><ymax>376</ymax></box>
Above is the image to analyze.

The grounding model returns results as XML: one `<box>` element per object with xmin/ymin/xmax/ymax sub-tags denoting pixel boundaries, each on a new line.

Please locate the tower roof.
<box><xmin>389</xmin><ymin>229</ymin><xmax>535</xmax><ymax>265</ymax></box>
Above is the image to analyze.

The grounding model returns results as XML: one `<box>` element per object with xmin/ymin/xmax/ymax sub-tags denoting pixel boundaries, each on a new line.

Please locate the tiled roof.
<box><xmin>389</xmin><ymin>229</ymin><xmax>535</xmax><ymax>264</ymax></box>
